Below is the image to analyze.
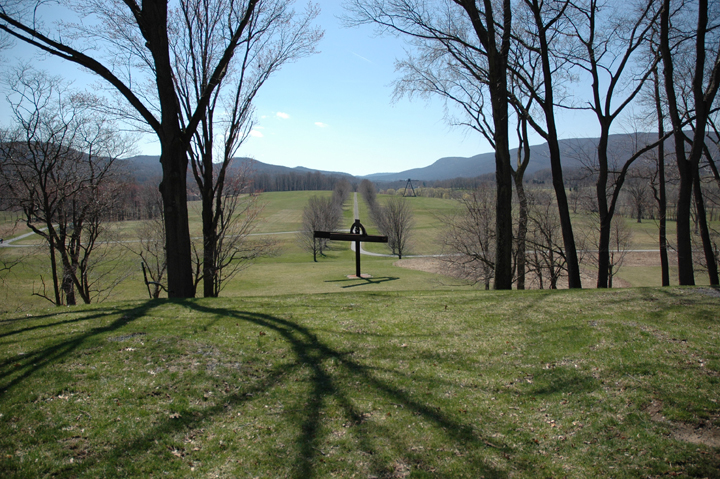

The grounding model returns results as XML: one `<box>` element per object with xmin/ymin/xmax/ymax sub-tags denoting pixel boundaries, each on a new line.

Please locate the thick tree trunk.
<box><xmin>146</xmin><ymin>0</ymin><xmax>195</xmax><ymax>298</ymax></box>
<box><xmin>159</xmin><ymin>138</ymin><xmax>195</xmax><ymax>298</ymax></box>
<box><xmin>658</xmin><ymin>135</ymin><xmax>670</xmax><ymax>287</ymax></box>
<box><xmin>202</xmin><ymin>193</ymin><xmax>217</xmax><ymax>298</ymax></box>
<box><xmin>47</xmin><ymin>233</ymin><xmax>61</xmax><ymax>306</ymax></box>
<box><xmin>492</xmin><ymin>110</ymin><xmax>514</xmax><ymax>290</ymax></box>
<box><xmin>547</xmin><ymin>130</ymin><xmax>582</xmax><ymax>288</ymax></box>
<box><xmin>62</xmin><ymin>266</ymin><xmax>76</xmax><ymax>306</ymax></box>
<box><xmin>674</xmin><ymin>160</ymin><xmax>695</xmax><ymax>285</ymax></box>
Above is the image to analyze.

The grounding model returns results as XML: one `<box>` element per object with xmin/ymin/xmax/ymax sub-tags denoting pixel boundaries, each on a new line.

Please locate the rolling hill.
<box><xmin>119</xmin><ymin>132</ymin><xmax>676</xmax><ymax>184</ymax></box>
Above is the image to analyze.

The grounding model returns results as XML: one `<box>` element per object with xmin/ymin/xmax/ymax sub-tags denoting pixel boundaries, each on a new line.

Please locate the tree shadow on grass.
<box><xmin>522</xmin><ymin>366</ymin><xmax>601</xmax><ymax>397</ymax></box>
<box><xmin>0</xmin><ymin>301</ymin><xmax>162</xmax><ymax>396</ymax></box>
<box><xmin>44</xmin><ymin>301</ymin><xmax>510</xmax><ymax>479</ymax></box>
<box><xmin>185</xmin><ymin>302</ymin><xmax>509</xmax><ymax>478</ymax></box>
<box><xmin>324</xmin><ymin>276</ymin><xmax>400</xmax><ymax>288</ymax></box>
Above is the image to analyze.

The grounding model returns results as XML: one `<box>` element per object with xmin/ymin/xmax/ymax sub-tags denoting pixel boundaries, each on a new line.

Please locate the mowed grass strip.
<box><xmin>1</xmin><ymin>287</ymin><xmax>719</xmax><ymax>478</ymax></box>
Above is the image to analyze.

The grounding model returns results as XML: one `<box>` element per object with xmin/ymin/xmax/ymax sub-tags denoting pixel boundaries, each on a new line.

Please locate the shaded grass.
<box><xmin>1</xmin><ymin>287</ymin><xmax>719</xmax><ymax>478</ymax></box>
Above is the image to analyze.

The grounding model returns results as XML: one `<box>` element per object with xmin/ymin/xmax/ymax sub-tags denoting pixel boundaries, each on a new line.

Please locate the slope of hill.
<box><xmin>119</xmin><ymin>156</ymin><xmax>355</xmax><ymax>183</ymax></box>
<box><xmin>363</xmin><ymin>133</ymin><xmax>662</xmax><ymax>181</ymax></box>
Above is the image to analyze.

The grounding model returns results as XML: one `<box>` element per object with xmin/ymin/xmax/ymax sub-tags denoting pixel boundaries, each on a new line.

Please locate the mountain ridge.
<box><xmin>120</xmin><ymin>133</ymin><xmax>666</xmax><ymax>183</ymax></box>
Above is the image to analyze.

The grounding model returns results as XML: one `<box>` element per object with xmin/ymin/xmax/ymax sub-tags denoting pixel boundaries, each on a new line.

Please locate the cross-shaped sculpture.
<box><xmin>314</xmin><ymin>219</ymin><xmax>388</xmax><ymax>278</ymax></box>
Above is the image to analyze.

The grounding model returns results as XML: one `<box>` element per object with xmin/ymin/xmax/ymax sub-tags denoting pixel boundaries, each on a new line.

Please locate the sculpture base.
<box><xmin>347</xmin><ymin>274</ymin><xmax>373</xmax><ymax>279</ymax></box>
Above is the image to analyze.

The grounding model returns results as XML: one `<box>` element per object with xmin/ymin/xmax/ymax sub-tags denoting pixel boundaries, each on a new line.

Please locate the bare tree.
<box><xmin>0</xmin><ymin>0</ymin><xmax>276</xmax><ymax>298</ymax></box>
<box><xmin>560</xmin><ymin>0</ymin><xmax>663</xmax><ymax>288</ymax></box>
<box><xmin>347</xmin><ymin>0</ymin><xmax>515</xmax><ymax>289</ymax></box>
<box><xmin>332</xmin><ymin>178</ymin><xmax>353</xmax><ymax>209</ymax></box>
<box><xmin>191</xmin><ymin>164</ymin><xmax>276</xmax><ymax>296</ymax></box>
<box><xmin>438</xmin><ymin>186</ymin><xmax>496</xmax><ymax>289</ymax></box>
<box><xmin>127</xmin><ymin>181</ymin><xmax>167</xmax><ymax>299</ymax></box>
<box><xmin>300</xmin><ymin>195</ymin><xmax>343</xmax><ymax>262</ymax></box>
<box><xmin>585</xmin><ymin>213</ymin><xmax>632</xmax><ymax>287</ymax></box>
<box><xmin>525</xmin><ymin>190</ymin><xmax>568</xmax><ymax>289</ymax></box>
<box><xmin>511</xmin><ymin>0</ymin><xmax>583</xmax><ymax>288</ymax></box>
<box><xmin>358</xmin><ymin>179</ymin><xmax>378</xmax><ymax>207</ymax></box>
<box><xmin>649</xmin><ymin>62</ymin><xmax>672</xmax><ymax>286</ymax></box>
<box><xmin>625</xmin><ymin>175</ymin><xmax>652</xmax><ymax>223</ymax></box>
<box><xmin>172</xmin><ymin>0</ymin><xmax>321</xmax><ymax>297</ymax></box>
<box><xmin>0</xmin><ymin>68</ymin><xmax>130</xmax><ymax>305</ymax></box>
<box><xmin>376</xmin><ymin>196</ymin><xmax>414</xmax><ymax>259</ymax></box>
<box><xmin>659</xmin><ymin>0</ymin><xmax>720</xmax><ymax>285</ymax></box>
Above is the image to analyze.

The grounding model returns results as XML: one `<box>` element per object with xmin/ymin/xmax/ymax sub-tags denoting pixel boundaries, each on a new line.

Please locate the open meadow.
<box><xmin>0</xmin><ymin>190</ymin><xmax>707</xmax><ymax>313</ymax></box>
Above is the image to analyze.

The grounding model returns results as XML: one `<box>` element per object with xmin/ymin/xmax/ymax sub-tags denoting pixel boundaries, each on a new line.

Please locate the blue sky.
<box><xmin>1</xmin><ymin>1</ymin><xmax>601</xmax><ymax>177</ymax></box>
<box><xmin>238</xmin><ymin>1</ymin><xmax>491</xmax><ymax>176</ymax></box>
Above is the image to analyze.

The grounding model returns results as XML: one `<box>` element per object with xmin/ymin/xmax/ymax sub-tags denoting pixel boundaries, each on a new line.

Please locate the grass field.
<box><xmin>1</xmin><ymin>287</ymin><xmax>719</xmax><ymax>478</ymax></box>
<box><xmin>0</xmin><ymin>190</ymin><xmax>715</xmax><ymax>314</ymax></box>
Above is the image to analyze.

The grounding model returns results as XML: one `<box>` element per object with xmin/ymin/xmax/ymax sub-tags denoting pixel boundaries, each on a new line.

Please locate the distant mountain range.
<box><xmin>120</xmin><ymin>155</ymin><xmax>355</xmax><ymax>184</ymax></box>
<box><xmin>364</xmin><ymin>133</ymin><xmax>665</xmax><ymax>182</ymax></box>
<box><xmin>120</xmin><ymin>133</ymin><xmax>667</xmax><ymax>184</ymax></box>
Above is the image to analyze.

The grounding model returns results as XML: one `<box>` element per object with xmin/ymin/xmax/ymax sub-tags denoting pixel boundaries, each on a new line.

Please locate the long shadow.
<box><xmin>0</xmin><ymin>310</ymin><xmax>120</xmax><ymax>340</ymax></box>
<box><xmin>0</xmin><ymin>308</ymin><xmax>80</xmax><ymax>325</ymax></box>
<box><xmin>182</xmin><ymin>303</ymin><xmax>509</xmax><ymax>478</ymax></box>
<box><xmin>58</xmin><ymin>302</ymin><xmax>509</xmax><ymax>478</ymax></box>
<box><xmin>324</xmin><ymin>276</ymin><xmax>400</xmax><ymax>288</ymax></box>
<box><xmin>0</xmin><ymin>301</ymin><xmax>161</xmax><ymax>396</ymax></box>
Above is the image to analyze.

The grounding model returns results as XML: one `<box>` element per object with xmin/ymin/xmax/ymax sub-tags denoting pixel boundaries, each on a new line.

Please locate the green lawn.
<box><xmin>1</xmin><ymin>287</ymin><xmax>719</xmax><ymax>478</ymax></box>
<box><xmin>1</xmin><ymin>190</ymin><xmax>717</xmax><ymax>314</ymax></box>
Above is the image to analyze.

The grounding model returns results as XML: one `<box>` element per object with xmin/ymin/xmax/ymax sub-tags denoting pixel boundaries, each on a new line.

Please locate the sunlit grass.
<box><xmin>2</xmin><ymin>190</ymin><xmax>717</xmax><ymax>315</ymax></box>
<box><xmin>1</xmin><ymin>287</ymin><xmax>718</xmax><ymax>478</ymax></box>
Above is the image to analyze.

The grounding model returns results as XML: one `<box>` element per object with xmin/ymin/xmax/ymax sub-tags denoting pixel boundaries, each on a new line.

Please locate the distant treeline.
<box><xmin>251</xmin><ymin>171</ymin><xmax>356</xmax><ymax>193</ymax></box>
<box><xmin>248</xmin><ymin>166</ymin><xmax>593</xmax><ymax>193</ymax></box>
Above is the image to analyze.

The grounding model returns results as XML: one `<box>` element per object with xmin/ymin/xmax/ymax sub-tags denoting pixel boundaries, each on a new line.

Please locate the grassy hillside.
<box><xmin>1</xmin><ymin>287</ymin><xmax>719</xmax><ymax>478</ymax></box>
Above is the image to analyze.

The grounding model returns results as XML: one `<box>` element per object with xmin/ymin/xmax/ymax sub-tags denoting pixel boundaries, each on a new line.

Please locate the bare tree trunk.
<box><xmin>693</xmin><ymin>173</ymin><xmax>719</xmax><ymax>284</ymax></box>
<box><xmin>159</xmin><ymin>138</ymin><xmax>195</xmax><ymax>298</ymax></box>
<box><xmin>47</xmin><ymin>228</ymin><xmax>61</xmax><ymax>305</ymax></box>
<box><xmin>528</xmin><ymin>0</ymin><xmax>582</xmax><ymax>288</ymax></box>
<box><xmin>457</xmin><ymin>0</ymin><xmax>514</xmax><ymax>290</ymax></box>
<box><xmin>596</xmin><ymin>125</ymin><xmax>612</xmax><ymax>288</ymax></box>
<box><xmin>514</xmin><ymin>176</ymin><xmax>528</xmax><ymax>290</ymax></box>
<box><xmin>658</xmin><ymin>131</ymin><xmax>670</xmax><ymax>287</ymax></box>
<box><xmin>62</xmin><ymin>265</ymin><xmax>76</xmax><ymax>306</ymax></box>
<box><xmin>512</xmin><ymin>113</ymin><xmax>532</xmax><ymax>290</ymax></box>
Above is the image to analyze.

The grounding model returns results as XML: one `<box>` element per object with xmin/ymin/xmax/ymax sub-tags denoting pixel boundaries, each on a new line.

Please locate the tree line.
<box><xmin>2</xmin><ymin>0</ymin><xmax>719</xmax><ymax>295</ymax></box>
<box><xmin>346</xmin><ymin>0</ymin><xmax>720</xmax><ymax>289</ymax></box>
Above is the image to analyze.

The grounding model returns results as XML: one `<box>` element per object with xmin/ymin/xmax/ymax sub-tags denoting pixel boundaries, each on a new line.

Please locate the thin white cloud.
<box><xmin>314</xmin><ymin>122</ymin><xmax>329</xmax><ymax>128</ymax></box>
<box><xmin>351</xmin><ymin>51</ymin><xmax>373</xmax><ymax>64</ymax></box>
<box><xmin>276</xmin><ymin>112</ymin><xmax>290</xmax><ymax>119</ymax></box>
<box><xmin>249</xmin><ymin>130</ymin><xmax>264</xmax><ymax>138</ymax></box>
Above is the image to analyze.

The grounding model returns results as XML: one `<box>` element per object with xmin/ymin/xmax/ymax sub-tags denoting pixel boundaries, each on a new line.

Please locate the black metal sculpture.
<box><xmin>314</xmin><ymin>219</ymin><xmax>388</xmax><ymax>278</ymax></box>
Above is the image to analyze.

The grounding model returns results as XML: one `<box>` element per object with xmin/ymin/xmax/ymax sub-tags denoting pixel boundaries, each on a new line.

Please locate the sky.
<box><xmin>0</xmin><ymin>1</ymin><xmax>601</xmax><ymax>177</ymax></box>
